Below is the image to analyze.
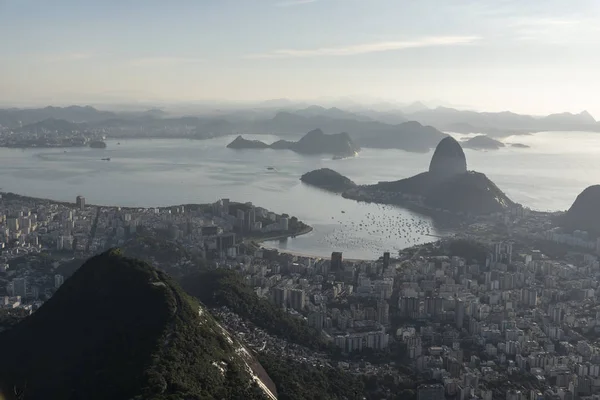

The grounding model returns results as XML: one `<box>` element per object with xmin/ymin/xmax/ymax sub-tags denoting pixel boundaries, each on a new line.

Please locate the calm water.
<box><xmin>0</xmin><ymin>131</ymin><xmax>598</xmax><ymax>259</ymax></box>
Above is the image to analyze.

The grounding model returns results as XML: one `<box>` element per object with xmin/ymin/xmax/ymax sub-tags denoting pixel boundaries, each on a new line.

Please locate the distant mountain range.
<box><xmin>14</xmin><ymin>118</ymin><xmax>86</xmax><ymax>133</ymax></box>
<box><xmin>406</xmin><ymin>107</ymin><xmax>598</xmax><ymax>136</ymax></box>
<box><xmin>1</xmin><ymin>104</ymin><xmax>598</xmax><ymax>151</ymax></box>
<box><xmin>0</xmin><ymin>106</ymin><xmax>116</xmax><ymax>127</ymax></box>
<box><xmin>245</xmin><ymin>112</ymin><xmax>446</xmax><ymax>152</ymax></box>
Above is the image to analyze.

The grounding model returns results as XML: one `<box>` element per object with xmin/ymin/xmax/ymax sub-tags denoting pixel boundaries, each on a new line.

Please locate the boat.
<box><xmin>267</xmin><ymin>166</ymin><xmax>275</xmax><ymax>171</ymax></box>
<box><xmin>101</xmin><ymin>157</ymin><xmax>111</xmax><ymax>161</ymax></box>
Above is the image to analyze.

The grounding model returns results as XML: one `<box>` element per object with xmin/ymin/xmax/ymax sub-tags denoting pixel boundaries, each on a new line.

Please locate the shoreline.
<box><xmin>258</xmin><ymin>245</ymin><xmax>374</xmax><ymax>262</ymax></box>
<box><xmin>248</xmin><ymin>225</ymin><xmax>314</xmax><ymax>243</ymax></box>
<box><xmin>0</xmin><ymin>191</ymin><xmax>214</xmax><ymax>211</ymax></box>
<box><xmin>0</xmin><ymin>190</ymin><xmax>313</xmax><ymax>237</ymax></box>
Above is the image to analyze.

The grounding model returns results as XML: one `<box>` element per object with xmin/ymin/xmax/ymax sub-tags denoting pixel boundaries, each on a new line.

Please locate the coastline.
<box><xmin>245</xmin><ymin>225</ymin><xmax>314</xmax><ymax>244</ymax></box>
<box><xmin>0</xmin><ymin>190</ymin><xmax>316</xmax><ymax>244</ymax></box>
<box><xmin>0</xmin><ymin>193</ymin><xmax>319</xmax><ymax>231</ymax></box>
<box><xmin>258</xmin><ymin>245</ymin><xmax>373</xmax><ymax>262</ymax></box>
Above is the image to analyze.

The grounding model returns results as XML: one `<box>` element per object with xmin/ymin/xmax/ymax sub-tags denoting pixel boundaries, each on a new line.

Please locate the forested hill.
<box><xmin>0</xmin><ymin>249</ymin><xmax>276</xmax><ymax>400</ymax></box>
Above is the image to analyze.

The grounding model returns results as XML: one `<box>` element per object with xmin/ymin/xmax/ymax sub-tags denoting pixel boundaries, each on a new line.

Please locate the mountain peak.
<box><xmin>305</xmin><ymin>128</ymin><xmax>324</xmax><ymax>137</ymax></box>
<box><xmin>579</xmin><ymin>110</ymin><xmax>596</xmax><ymax>122</ymax></box>
<box><xmin>401</xmin><ymin>101</ymin><xmax>429</xmax><ymax>113</ymax></box>
<box><xmin>428</xmin><ymin>136</ymin><xmax>467</xmax><ymax>179</ymax></box>
<box><xmin>0</xmin><ymin>250</ymin><xmax>276</xmax><ymax>400</ymax></box>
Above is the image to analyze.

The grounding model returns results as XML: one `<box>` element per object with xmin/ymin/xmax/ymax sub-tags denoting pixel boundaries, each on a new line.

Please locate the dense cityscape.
<box><xmin>2</xmin><ymin>188</ymin><xmax>600</xmax><ymax>399</ymax></box>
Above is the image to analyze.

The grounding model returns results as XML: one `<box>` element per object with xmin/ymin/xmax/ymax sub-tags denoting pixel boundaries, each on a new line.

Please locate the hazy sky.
<box><xmin>2</xmin><ymin>0</ymin><xmax>600</xmax><ymax>116</ymax></box>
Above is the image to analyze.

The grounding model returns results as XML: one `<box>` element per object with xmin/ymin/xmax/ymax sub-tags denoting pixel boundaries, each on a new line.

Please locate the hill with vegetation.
<box><xmin>181</xmin><ymin>268</ymin><xmax>326</xmax><ymax>351</ymax></box>
<box><xmin>0</xmin><ymin>249</ymin><xmax>276</xmax><ymax>400</ymax></box>
<box><xmin>559</xmin><ymin>185</ymin><xmax>600</xmax><ymax>235</ymax></box>
<box><xmin>300</xmin><ymin>168</ymin><xmax>357</xmax><ymax>192</ymax></box>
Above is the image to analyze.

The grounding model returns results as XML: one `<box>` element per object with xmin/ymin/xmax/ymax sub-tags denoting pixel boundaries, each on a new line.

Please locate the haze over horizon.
<box><xmin>2</xmin><ymin>0</ymin><xmax>600</xmax><ymax>116</ymax></box>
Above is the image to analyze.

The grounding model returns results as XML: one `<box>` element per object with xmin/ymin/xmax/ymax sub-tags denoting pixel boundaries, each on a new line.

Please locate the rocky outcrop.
<box><xmin>428</xmin><ymin>136</ymin><xmax>467</xmax><ymax>179</ymax></box>
<box><xmin>346</xmin><ymin>137</ymin><xmax>514</xmax><ymax>215</ymax></box>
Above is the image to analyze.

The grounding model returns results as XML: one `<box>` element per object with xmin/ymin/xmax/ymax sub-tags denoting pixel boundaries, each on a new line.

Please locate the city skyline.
<box><xmin>2</xmin><ymin>0</ymin><xmax>600</xmax><ymax>116</ymax></box>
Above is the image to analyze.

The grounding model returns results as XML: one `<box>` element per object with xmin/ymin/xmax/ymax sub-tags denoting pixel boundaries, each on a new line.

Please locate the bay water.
<box><xmin>0</xmin><ymin>131</ymin><xmax>598</xmax><ymax>259</ymax></box>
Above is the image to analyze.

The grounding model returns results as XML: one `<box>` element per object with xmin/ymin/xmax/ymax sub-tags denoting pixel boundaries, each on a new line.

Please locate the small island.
<box><xmin>89</xmin><ymin>140</ymin><xmax>107</xmax><ymax>149</ymax></box>
<box><xmin>300</xmin><ymin>168</ymin><xmax>357</xmax><ymax>192</ymax></box>
<box><xmin>227</xmin><ymin>136</ymin><xmax>269</xmax><ymax>149</ymax></box>
<box><xmin>226</xmin><ymin>129</ymin><xmax>360</xmax><ymax>157</ymax></box>
<box><xmin>461</xmin><ymin>135</ymin><xmax>505</xmax><ymax>150</ymax></box>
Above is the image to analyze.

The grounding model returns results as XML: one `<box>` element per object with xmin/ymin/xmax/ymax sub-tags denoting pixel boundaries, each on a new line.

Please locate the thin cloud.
<box><xmin>510</xmin><ymin>16</ymin><xmax>579</xmax><ymax>27</ymax></box>
<box><xmin>276</xmin><ymin>0</ymin><xmax>317</xmax><ymax>6</ymax></box>
<box><xmin>508</xmin><ymin>16</ymin><xmax>599</xmax><ymax>44</ymax></box>
<box><xmin>247</xmin><ymin>36</ymin><xmax>481</xmax><ymax>59</ymax></box>
<box><xmin>128</xmin><ymin>57</ymin><xmax>204</xmax><ymax>67</ymax></box>
<box><xmin>65</xmin><ymin>52</ymin><xmax>95</xmax><ymax>60</ymax></box>
<box><xmin>42</xmin><ymin>52</ymin><xmax>96</xmax><ymax>62</ymax></box>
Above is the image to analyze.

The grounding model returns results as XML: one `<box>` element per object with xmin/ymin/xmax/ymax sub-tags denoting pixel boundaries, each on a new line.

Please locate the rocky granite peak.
<box><xmin>428</xmin><ymin>136</ymin><xmax>467</xmax><ymax>179</ymax></box>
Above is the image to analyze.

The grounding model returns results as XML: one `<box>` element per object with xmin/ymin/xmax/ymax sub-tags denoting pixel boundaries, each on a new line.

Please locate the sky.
<box><xmin>1</xmin><ymin>0</ymin><xmax>600</xmax><ymax>116</ymax></box>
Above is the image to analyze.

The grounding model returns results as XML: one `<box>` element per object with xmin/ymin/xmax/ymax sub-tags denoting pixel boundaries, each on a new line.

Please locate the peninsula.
<box><xmin>346</xmin><ymin>136</ymin><xmax>514</xmax><ymax>215</ymax></box>
<box><xmin>227</xmin><ymin>128</ymin><xmax>360</xmax><ymax>157</ymax></box>
<box><xmin>302</xmin><ymin>136</ymin><xmax>515</xmax><ymax>216</ymax></box>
